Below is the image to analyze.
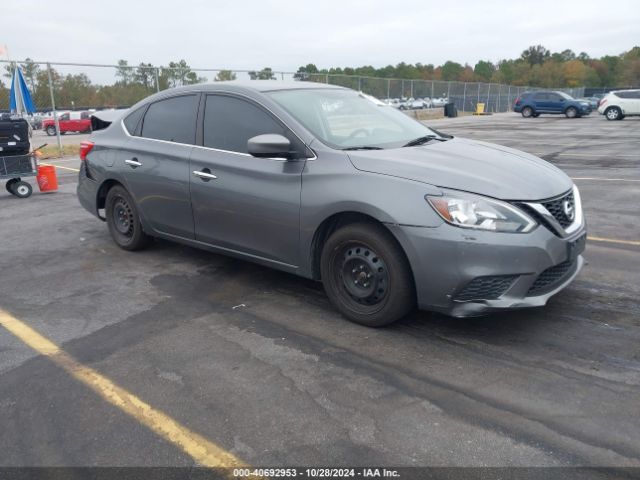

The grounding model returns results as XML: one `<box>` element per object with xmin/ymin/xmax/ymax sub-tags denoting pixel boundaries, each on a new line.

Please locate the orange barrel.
<box><xmin>37</xmin><ymin>165</ymin><xmax>59</xmax><ymax>193</ymax></box>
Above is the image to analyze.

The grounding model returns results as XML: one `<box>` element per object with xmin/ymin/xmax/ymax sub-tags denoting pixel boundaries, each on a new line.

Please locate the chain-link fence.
<box><xmin>0</xmin><ymin>59</ymin><xmax>585</xmax><ymax>130</ymax></box>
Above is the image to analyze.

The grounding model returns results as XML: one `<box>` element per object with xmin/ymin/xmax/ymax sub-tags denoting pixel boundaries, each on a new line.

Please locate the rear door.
<box><xmin>620</xmin><ymin>91</ymin><xmax>640</xmax><ymax>114</ymax></box>
<box><xmin>532</xmin><ymin>92</ymin><xmax>549</xmax><ymax>112</ymax></box>
<box><xmin>118</xmin><ymin>94</ymin><xmax>199</xmax><ymax>238</ymax></box>
<box><xmin>189</xmin><ymin>93</ymin><xmax>306</xmax><ymax>266</ymax></box>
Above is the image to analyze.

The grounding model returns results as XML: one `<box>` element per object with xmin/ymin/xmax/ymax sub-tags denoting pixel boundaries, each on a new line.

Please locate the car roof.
<box><xmin>170</xmin><ymin>80</ymin><xmax>347</xmax><ymax>94</ymax></box>
<box><xmin>611</xmin><ymin>89</ymin><xmax>640</xmax><ymax>93</ymax></box>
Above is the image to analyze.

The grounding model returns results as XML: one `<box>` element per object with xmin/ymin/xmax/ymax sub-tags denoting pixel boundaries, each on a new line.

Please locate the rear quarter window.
<box><xmin>123</xmin><ymin>107</ymin><xmax>146</xmax><ymax>135</ymax></box>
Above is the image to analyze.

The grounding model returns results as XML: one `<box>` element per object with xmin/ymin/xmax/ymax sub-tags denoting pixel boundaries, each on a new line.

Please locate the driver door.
<box><xmin>189</xmin><ymin>94</ymin><xmax>307</xmax><ymax>267</ymax></box>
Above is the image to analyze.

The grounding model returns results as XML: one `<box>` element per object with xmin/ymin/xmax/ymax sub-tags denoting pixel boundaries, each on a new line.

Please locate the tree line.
<box><xmin>1</xmin><ymin>45</ymin><xmax>638</xmax><ymax>111</ymax></box>
<box><xmin>295</xmin><ymin>45</ymin><xmax>640</xmax><ymax>88</ymax></box>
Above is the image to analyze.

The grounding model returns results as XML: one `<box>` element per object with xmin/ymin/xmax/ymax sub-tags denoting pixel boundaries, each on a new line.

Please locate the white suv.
<box><xmin>598</xmin><ymin>89</ymin><xmax>640</xmax><ymax>120</ymax></box>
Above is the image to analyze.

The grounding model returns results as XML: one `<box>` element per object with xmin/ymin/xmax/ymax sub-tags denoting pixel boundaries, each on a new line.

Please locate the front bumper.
<box><xmin>389</xmin><ymin>221</ymin><xmax>586</xmax><ymax>317</ymax></box>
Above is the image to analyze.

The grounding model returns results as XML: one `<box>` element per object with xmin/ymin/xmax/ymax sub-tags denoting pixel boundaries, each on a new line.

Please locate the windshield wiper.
<box><xmin>402</xmin><ymin>135</ymin><xmax>447</xmax><ymax>147</ymax></box>
<box><xmin>342</xmin><ymin>146</ymin><xmax>384</xmax><ymax>151</ymax></box>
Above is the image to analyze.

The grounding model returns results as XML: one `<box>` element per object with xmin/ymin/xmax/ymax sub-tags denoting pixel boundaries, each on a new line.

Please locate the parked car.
<box><xmin>405</xmin><ymin>98</ymin><xmax>429</xmax><ymax>110</ymax></box>
<box><xmin>78</xmin><ymin>82</ymin><xmax>586</xmax><ymax>326</ymax></box>
<box><xmin>597</xmin><ymin>89</ymin><xmax>640</xmax><ymax>120</ymax></box>
<box><xmin>579</xmin><ymin>97</ymin><xmax>599</xmax><ymax>109</ymax></box>
<box><xmin>431</xmin><ymin>97</ymin><xmax>450</xmax><ymax>108</ymax></box>
<box><xmin>514</xmin><ymin>91</ymin><xmax>592</xmax><ymax>118</ymax></box>
<box><xmin>43</xmin><ymin>111</ymin><xmax>92</xmax><ymax>135</ymax></box>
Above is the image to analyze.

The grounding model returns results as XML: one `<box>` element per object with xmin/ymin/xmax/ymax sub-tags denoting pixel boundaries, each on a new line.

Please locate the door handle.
<box><xmin>192</xmin><ymin>170</ymin><xmax>218</xmax><ymax>180</ymax></box>
<box><xmin>125</xmin><ymin>159</ymin><xmax>142</xmax><ymax>167</ymax></box>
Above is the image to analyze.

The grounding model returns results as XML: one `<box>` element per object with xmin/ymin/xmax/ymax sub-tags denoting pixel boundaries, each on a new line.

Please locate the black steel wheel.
<box><xmin>105</xmin><ymin>185</ymin><xmax>150</xmax><ymax>251</ymax></box>
<box><xmin>10</xmin><ymin>181</ymin><xmax>32</xmax><ymax>198</ymax></box>
<box><xmin>320</xmin><ymin>222</ymin><xmax>415</xmax><ymax>327</ymax></box>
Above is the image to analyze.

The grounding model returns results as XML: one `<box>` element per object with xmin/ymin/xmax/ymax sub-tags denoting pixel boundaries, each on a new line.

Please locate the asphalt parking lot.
<box><xmin>1</xmin><ymin>112</ymin><xmax>639</xmax><ymax>470</ymax></box>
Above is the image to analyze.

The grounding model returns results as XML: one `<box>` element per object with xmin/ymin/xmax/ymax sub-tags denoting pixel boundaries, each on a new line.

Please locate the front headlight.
<box><xmin>426</xmin><ymin>191</ymin><xmax>537</xmax><ymax>233</ymax></box>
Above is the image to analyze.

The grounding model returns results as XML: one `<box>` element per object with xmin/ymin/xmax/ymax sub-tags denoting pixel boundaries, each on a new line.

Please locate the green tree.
<box><xmin>248</xmin><ymin>67</ymin><xmax>276</xmax><ymax>80</ymax></box>
<box><xmin>214</xmin><ymin>70</ymin><xmax>237</xmax><ymax>81</ymax></box>
<box><xmin>440</xmin><ymin>61</ymin><xmax>463</xmax><ymax>81</ymax></box>
<box><xmin>115</xmin><ymin>59</ymin><xmax>134</xmax><ymax>85</ymax></box>
<box><xmin>134</xmin><ymin>62</ymin><xmax>157</xmax><ymax>90</ymax></box>
<box><xmin>473</xmin><ymin>60</ymin><xmax>495</xmax><ymax>82</ymax></box>
<box><xmin>521</xmin><ymin>45</ymin><xmax>550</xmax><ymax>66</ymax></box>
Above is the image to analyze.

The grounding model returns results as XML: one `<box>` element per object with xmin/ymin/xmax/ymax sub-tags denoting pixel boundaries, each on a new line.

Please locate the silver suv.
<box><xmin>78</xmin><ymin>82</ymin><xmax>586</xmax><ymax>326</ymax></box>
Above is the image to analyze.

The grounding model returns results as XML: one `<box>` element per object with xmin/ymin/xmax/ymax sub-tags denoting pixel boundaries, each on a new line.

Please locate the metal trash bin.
<box><xmin>444</xmin><ymin>102</ymin><xmax>458</xmax><ymax>118</ymax></box>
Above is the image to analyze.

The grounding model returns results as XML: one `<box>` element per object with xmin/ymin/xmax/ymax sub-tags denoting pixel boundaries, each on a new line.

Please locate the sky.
<box><xmin>2</xmin><ymin>0</ymin><xmax>639</xmax><ymax>74</ymax></box>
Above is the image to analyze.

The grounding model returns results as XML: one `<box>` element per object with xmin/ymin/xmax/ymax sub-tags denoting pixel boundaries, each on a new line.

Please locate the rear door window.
<box><xmin>140</xmin><ymin>95</ymin><xmax>198</xmax><ymax>144</ymax></box>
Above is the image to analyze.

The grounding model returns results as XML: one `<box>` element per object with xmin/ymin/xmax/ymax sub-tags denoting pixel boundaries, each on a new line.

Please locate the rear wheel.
<box><xmin>105</xmin><ymin>185</ymin><xmax>151</xmax><ymax>251</ymax></box>
<box><xmin>320</xmin><ymin>222</ymin><xmax>415</xmax><ymax>327</ymax></box>
<box><xmin>565</xmin><ymin>107</ymin><xmax>578</xmax><ymax>118</ymax></box>
<box><xmin>10</xmin><ymin>181</ymin><xmax>32</xmax><ymax>198</ymax></box>
<box><xmin>605</xmin><ymin>107</ymin><xmax>622</xmax><ymax>121</ymax></box>
<box><xmin>521</xmin><ymin>106</ymin><xmax>533</xmax><ymax>118</ymax></box>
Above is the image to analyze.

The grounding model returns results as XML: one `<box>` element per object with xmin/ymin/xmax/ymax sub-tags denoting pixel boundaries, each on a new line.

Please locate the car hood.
<box><xmin>347</xmin><ymin>137</ymin><xmax>572</xmax><ymax>201</ymax></box>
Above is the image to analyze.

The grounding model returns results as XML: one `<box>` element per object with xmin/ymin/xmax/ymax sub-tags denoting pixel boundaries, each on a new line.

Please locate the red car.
<box><xmin>43</xmin><ymin>111</ymin><xmax>92</xmax><ymax>136</ymax></box>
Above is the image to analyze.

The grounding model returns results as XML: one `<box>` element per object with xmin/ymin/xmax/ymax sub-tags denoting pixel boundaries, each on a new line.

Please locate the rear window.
<box><xmin>140</xmin><ymin>95</ymin><xmax>198</xmax><ymax>144</ymax></box>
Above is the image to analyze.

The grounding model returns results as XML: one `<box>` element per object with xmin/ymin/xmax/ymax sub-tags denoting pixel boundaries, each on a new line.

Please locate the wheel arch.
<box><xmin>96</xmin><ymin>178</ymin><xmax>126</xmax><ymax>220</ymax></box>
<box><xmin>309</xmin><ymin>211</ymin><xmax>413</xmax><ymax>283</ymax></box>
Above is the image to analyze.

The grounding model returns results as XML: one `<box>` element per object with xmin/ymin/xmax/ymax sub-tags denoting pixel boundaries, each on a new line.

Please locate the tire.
<box><xmin>105</xmin><ymin>185</ymin><xmax>151</xmax><ymax>251</ymax></box>
<box><xmin>521</xmin><ymin>106</ymin><xmax>533</xmax><ymax>118</ymax></box>
<box><xmin>5</xmin><ymin>178</ymin><xmax>19</xmax><ymax>193</ymax></box>
<box><xmin>605</xmin><ymin>107</ymin><xmax>621</xmax><ymax>121</ymax></box>
<box><xmin>565</xmin><ymin>107</ymin><xmax>578</xmax><ymax>118</ymax></box>
<box><xmin>320</xmin><ymin>222</ymin><xmax>415</xmax><ymax>327</ymax></box>
<box><xmin>10</xmin><ymin>181</ymin><xmax>32</xmax><ymax>198</ymax></box>
<box><xmin>45</xmin><ymin>125</ymin><xmax>56</xmax><ymax>136</ymax></box>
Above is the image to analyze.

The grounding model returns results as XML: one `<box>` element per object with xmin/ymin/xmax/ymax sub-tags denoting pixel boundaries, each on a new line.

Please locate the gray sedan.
<box><xmin>77</xmin><ymin>81</ymin><xmax>586</xmax><ymax>326</ymax></box>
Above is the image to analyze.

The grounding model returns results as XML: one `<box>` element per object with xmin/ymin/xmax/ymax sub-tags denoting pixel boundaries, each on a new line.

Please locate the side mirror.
<box><xmin>247</xmin><ymin>134</ymin><xmax>293</xmax><ymax>159</ymax></box>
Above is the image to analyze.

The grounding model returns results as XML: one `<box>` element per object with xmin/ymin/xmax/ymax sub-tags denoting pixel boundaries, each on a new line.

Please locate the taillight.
<box><xmin>514</xmin><ymin>97</ymin><xmax>521</xmax><ymax>106</ymax></box>
<box><xmin>79</xmin><ymin>141</ymin><xmax>95</xmax><ymax>161</ymax></box>
<box><xmin>599</xmin><ymin>99</ymin><xmax>607</xmax><ymax>108</ymax></box>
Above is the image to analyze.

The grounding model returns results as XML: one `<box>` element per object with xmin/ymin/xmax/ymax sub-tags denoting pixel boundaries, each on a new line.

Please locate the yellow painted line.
<box><xmin>572</xmin><ymin>177</ymin><xmax>640</xmax><ymax>183</ymax></box>
<box><xmin>40</xmin><ymin>162</ymin><xmax>79</xmax><ymax>173</ymax></box>
<box><xmin>0</xmin><ymin>308</ymin><xmax>245</xmax><ymax>469</ymax></box>
<box><xmin>588</xmin><ymin>236</ymin><xmax>640</xmax><ymax>247</ymax></box>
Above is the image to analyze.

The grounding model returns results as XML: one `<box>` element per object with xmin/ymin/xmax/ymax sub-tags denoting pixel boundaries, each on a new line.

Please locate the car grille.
<box><xmin>527</xmin><ymin>261</ymin><xmax>575</xmax><ymax>296</ymax></box>
<box><xmin>542</xmin><ymin>191</ymin><xmax>574</xmax><ymax>228</ymax></box>
<box><xmin>455</xmin><ymin>275</ymin><xmax>518</xmax><ymax>302</ymax></box>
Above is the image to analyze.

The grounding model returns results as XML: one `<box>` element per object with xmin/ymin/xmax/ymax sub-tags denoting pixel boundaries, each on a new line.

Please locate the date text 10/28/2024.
<box><xmin>233</xmin><ymin>468</ymin><xmax>400</xmax><ymax>478</ymax></box>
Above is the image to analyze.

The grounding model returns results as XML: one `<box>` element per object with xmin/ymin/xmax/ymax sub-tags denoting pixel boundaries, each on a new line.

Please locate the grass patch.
<box><xmin>39</xmin><ymin>144</ymin><xmax>80</xmax><ymax>159</ymax></box>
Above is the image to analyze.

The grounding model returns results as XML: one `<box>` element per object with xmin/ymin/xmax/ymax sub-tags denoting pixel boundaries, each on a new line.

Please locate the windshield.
<box><xmin>557</xmin><ymin>91</ymin><xmax>574</xmax><ymax>100</ymax></box>
<box><xmin>268</xmin><ymin>89</ymin><xmax>440</xmax><ymax>149</ymax></box>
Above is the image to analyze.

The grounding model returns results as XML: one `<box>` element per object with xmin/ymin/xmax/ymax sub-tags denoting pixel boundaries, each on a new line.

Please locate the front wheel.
<box><xmin>565</xmin><ymin>107</ymin><xmax>578</xmax><ymax>118</ymax></box>
<box><xmin>45</xmin><ymin>125</ymin><xmax>56</xmax><ymax>136</ymax></box>
<box><xmin>521</xmin><ymin>106</ymin><xmax>533</xmax><ymax>118</ymax></box>
<box><xmin>105</xmin><ymin>185</ymin><xmax>151</xmax><ymax>251</ymax></box>
<box><xmin>320</xmin><ymin>222</ymin><xmax>415</xmax><ymax>327</ymax></box>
